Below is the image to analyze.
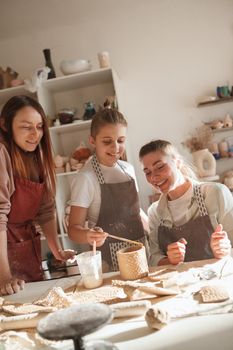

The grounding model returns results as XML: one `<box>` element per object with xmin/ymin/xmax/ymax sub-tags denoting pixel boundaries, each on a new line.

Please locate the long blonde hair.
<box><xmin>139</xmin><ymin>139</ymin><xmax>198</xmax><ymax>180</ymax></box>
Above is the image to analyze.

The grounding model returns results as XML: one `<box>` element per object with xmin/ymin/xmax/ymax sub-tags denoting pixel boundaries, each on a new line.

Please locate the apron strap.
<box><xmin>159</xmin><ymin>218</ymin><xmax>165</xmax><ymax>226</ymax></box>
<box><xmin>117</xmin><ymin>161</ymin><xmax>133</xmax><ymax>180</ymax></box>
<box><xmin>159</xmin><ymin>184</ymin><xmax>208</xmax><ymax>226</ymax></box>
<box><xmin>193</xmin><ymin>185</ymin><xmax>208</xmax><ymax>216</ymax></box>
<box><xmin>91</xmin><ymin>154</ymin><xmax>132</xmax><ymax>184</ymax></box>
<box><xmin>91</xmin><ymin>154</ymin><xmax>105</xmax><ymax>184</ymax></box>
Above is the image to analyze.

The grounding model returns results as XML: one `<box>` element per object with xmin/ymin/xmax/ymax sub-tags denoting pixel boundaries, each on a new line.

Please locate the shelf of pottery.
<box><xmin>197</xmin><ymin>96</ymin><xmax>233</xmax><ymax>191</ymax></box>
<box><xmin>0</xmin><ymin>68</ymin><xmax>125</xmax><ymax>257</ymax></box>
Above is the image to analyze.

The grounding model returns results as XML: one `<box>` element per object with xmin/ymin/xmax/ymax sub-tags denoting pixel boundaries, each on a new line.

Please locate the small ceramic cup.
<box><xmin>98</xmin><ymin>51</ymin><xmax>110</xmax><ymax>68</ymax></box>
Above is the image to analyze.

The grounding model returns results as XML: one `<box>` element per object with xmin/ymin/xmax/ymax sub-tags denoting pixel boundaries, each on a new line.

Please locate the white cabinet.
<box><xmin>41</xmin><ymin>68</ymin><xmax>122</xmax><ymax>253</ymax></box>
<box><xmin>48</xmin><ymin>121</ymin><xmax>92</xmax><ymax>252</ymax></box>
<box><xmin>0</xmin><ymin>68</ymin><xmax>123</xmax><ymax>256</ymax></box>
<box><xmin>37</xmin><ymin>68</ymin><xmax>118</xmax><ymax>120</ymax></box>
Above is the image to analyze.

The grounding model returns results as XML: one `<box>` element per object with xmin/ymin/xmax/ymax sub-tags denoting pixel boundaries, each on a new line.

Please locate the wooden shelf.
<box><xmin>199</xmin><ymin>175</ymin><xmax>220</xmax><ymax>182</ymax></box>
<box><xmin>197</xmin><ymin>96</ymin><xmax>233</xmax><ymax>107</ymax></box>
<box><xmin>209</xmin><ymin>126</ymin><xmax>233</xmax><ymax>134</ymax></box>
<box><xmin>216</xmin><ymin>157</ymin><xmax>233</xmax><ymax>162</ymax></box>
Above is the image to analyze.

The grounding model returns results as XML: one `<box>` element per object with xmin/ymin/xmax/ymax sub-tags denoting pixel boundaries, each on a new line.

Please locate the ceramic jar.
<box><xmin>192</xmin><ymin>148</ymin><xmax>217</xmax><ymax>178</ymax></box>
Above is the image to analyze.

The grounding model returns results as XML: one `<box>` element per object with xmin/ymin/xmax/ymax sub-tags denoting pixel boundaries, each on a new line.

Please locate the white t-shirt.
<box><xmin>167</xmin><ymin>185</ymin><xmax>193</xmax><ymax>226</ymax></box>
<box><xmin>148</xmin><ymin>180</ymin><xmax>233</xmax><ymax>266</ymax></box>
<box><xmin>70</xmin><ymin>157</ymin><xmax>138</xmax><ymax>228</ymax></box>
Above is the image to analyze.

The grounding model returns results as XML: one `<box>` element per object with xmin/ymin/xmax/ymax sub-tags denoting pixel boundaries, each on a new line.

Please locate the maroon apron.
<box><xmin>92</xmin><ymin>155</ymin><xmax>148</xmax><ymax>271</ymax></box>
<box><xmin>7</xmin><ymin>177</ymin><xmax>45</xmax><ymax>282</ymax></box>
<box><xmin>158</xmin><ymin>185</ymin><xmax>214</xmax><ymax>262</ymax></box>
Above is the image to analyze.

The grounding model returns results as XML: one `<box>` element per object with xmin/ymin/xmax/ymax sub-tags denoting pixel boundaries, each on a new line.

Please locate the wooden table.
<box><xmin>2</xmin><ymin>259</ymin><xmax>233</xmax><ymax>350</ymax></box>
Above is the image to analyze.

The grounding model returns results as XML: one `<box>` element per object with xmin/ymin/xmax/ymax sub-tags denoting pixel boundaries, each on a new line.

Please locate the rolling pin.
<box><xmin>110</xmin><ymin>300</ymin><xmax>151</xmax><ymax>318</ymax></box>
<box><xmin>0</xmin><ymin>312</ymin><xmax>46</xmax><ymax>331</ymax></box>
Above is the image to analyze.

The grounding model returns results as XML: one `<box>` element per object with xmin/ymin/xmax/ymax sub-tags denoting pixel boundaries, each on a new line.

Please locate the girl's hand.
<box><xmin>56</xmin><ymin>249</ymin><xmax>77</xmax><ymax>262</ymax></box>
<box><xmin>0</xmin><ymin>277</ymin><xmax>25</xmax><ymax>296</ymax></box>
<box><xmin>210</xmin><ymin>224</ymin><xmax>231</xmax><ymax>259</ymax></box>
<box><xmin>87</xmin><ymin>226</ymin><xmax>108</xmax><ymax>247</ymax></box>
<box><xmin>167</xmin><ymin>238</ymin><xmax>187</xmax><ymax>265</ymax></box>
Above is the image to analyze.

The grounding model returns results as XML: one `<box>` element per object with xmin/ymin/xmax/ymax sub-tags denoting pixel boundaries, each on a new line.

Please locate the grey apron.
<box><xmin>92</xmin><ymin>155</ymin><xmax>148</xmax><ymax>271</ymax></box>
<box><xmin>158</xmin><ymin>185</ymin><xmax>214</xmax><ymax>262</ymax></box>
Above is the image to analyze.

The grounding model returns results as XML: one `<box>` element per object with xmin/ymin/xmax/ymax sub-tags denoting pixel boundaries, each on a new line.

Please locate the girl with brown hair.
<box><xmin>68</xmin><ymin>108</ymin><xmax>148</xmax><ymax>272</ymax></box>
<box><xmin>0</xmin><ymin>95</ymin><xmax>76</xmax><ymax>296</ymax></box>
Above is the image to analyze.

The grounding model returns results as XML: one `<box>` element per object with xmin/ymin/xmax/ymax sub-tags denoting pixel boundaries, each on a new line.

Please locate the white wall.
<box><xmin>1</xmin><ymin>0</ymin><xmax>233</xmax><ymax>210</ymax></box>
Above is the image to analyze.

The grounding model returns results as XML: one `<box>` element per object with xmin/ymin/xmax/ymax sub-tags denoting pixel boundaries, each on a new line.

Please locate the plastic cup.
<box><xmin>76</xmin><ymin>251</ymin><xmax>103</xmax><ymax>289</ymax></box>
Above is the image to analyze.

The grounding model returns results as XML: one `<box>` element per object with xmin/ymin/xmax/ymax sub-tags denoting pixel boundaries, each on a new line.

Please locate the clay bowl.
<box><xmin>58</xmin><ymin>110</ymin><xmax>75</xmax><ymax>124</ymax></box>
<box><xmin>60</xmin><ymin>59</ymin><xmax>91</xmax><ymax>75</ymax></box>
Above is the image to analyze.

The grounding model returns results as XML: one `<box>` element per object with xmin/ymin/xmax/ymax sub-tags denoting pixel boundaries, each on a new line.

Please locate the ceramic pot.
<box><xmin>58</xmin><ymin>109</ymin><xmax>76</xmax><ymax>124</ymax></box>
<box><xmin>192</xmin><ymin>148</ymin><xmax>216</xmax><ymax>178</ymax></box>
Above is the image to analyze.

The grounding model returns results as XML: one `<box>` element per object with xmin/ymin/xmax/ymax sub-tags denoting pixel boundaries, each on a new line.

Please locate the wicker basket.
<box><xmin>117</xmin><ymin>244</ymin><xmax>148</xmax><ymax>280</ymax></box>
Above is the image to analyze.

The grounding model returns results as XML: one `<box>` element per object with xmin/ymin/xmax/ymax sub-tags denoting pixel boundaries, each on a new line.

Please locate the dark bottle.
<box><xmin>43</xmin><ymin>48</ymin><xmax>56</xmax><ymax>79</ymax></box>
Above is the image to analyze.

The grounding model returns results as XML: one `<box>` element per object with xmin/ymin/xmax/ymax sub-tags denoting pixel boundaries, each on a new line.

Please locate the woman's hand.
<box><xmin>56</xmin><ymin>249</ymin><xmax>77</xmax><ymax>262</ymax></box>
<box><xmin>167</xmin><ymin>238</ymin><xmax>187</xmax><ymax>265</ymax></box>
<box><xmin>0</xmin><ymin>277</ymin><xmax>25</xmax><ymax>296</ymax></box>
<box><xmin>87</xmin><ymin>226</ymin><xmax>108</xmax><ymax>247</ymax></box>
<box><xmin>210</xmin><ymin>224</ymin><xmax>231</xmax><ymax>259</ymax></box>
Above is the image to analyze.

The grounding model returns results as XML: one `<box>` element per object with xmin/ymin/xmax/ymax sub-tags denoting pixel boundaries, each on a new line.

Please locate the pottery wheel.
<box><xmin>37</xmin><ymin>303</ymin><xmax>113</xmax><ymax>340</ymax></box>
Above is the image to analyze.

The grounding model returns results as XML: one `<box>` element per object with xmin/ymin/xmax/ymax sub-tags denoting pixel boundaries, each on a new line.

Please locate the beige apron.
<box><xmin>158</xmin><ymin>185</ymin><xmax>214</xmax><ymax>262</ymax></box>
<box><xmin>92</xmin><ymin>155</ymin><xmax>148</xmax><ymax>271</ymax></box>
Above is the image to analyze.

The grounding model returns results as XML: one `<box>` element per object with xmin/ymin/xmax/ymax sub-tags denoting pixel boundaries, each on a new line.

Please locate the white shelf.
<box><xmin>49</xmin><ymin>120</ymin><xmax>91</xmax><ymax>134</ymax></box>
<box><xmin>56</xmin><ymin>171</ymin><xmax>78</xmax><ymax>177</ymax></box>
<box><xmin>0</xmin><ymin>85</ymin><xmax>35</xmax><ymax>106</ymax></box>
<box><xmin>42</xmin><ymin>68</ymin><xmax>113</xmax><ymax>92</ymax></box>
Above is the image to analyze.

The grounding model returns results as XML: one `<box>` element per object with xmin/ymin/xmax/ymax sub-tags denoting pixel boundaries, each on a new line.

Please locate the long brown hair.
<box><xmin>0</xmin><ymin>95</ymin><xmax>56</xmax><ymax>194</ymax></box>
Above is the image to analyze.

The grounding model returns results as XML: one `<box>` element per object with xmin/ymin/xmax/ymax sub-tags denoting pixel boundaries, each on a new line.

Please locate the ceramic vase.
<box><xmin>43</xmin><ymin>48</ymin><xmax>56</xmax><ymax>79</ymax></box>
<box><xmin>192</xmin><ymin>148</ymin><xmax>216</xmax><ymax>178</ymax></box>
